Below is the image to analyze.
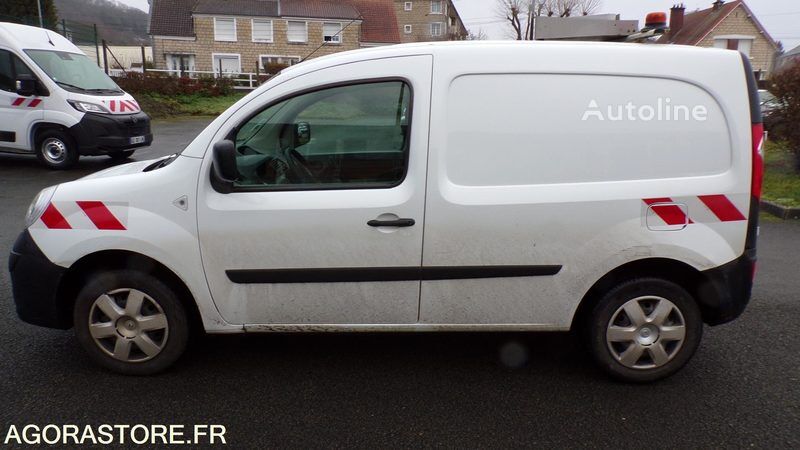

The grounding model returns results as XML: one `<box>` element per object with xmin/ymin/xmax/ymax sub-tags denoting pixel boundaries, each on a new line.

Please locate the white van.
<box><xmin>0</xmin><ymin>22</ymin><xmax>151</xmax><ymax>169</ymax></box>
<box><xmin>9</xmin><ymin>42</ymin><xmax>763</xmax><ymax>382</ymax></box>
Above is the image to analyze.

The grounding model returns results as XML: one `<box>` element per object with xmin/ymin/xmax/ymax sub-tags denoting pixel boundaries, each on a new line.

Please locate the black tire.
<box><xmin>586</xmin><ymin>278</ymin><xmax>703</xmax><ymax>383</ymax></box>
<box><xmin>73</xmin><ymin>270</ymin><xmax>189</xmax><ymax>375</ymax></box>
<box><xmin>109</xmin><ymin>150</ymin><xmax>135</xmax><ymax>161</ymax></box>
<box><xmin>35</xmin><ymin>129</ymin><xmax>79</xmax><ymax>170</ymax></box>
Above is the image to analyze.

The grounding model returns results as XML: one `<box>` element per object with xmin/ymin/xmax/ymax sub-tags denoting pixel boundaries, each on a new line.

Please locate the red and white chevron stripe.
<box><xmin>644</xmin><ymin>195</ymin><xmax>747</xmax><ymax>226</ymax></box>
<box><xmin>105</xmin><ymin>99</ymin><xmax>140</xmax><ymax>113</ymax></box>
<box><xmin>38</xmin><ymin>201</ymin><xmax>127</xmax><ymax>230</ymax></box>
<box><xmin>11</xmin><ymin>98</ymin><xmax>42</xmax><ymax>108</ymax></box>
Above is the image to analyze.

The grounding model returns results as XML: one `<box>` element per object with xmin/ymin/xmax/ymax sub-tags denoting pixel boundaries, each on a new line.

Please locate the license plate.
<box><xmin>130</xmin><ymin>136</ymin><xmax>146</xmax><ymax>145</ymax></box>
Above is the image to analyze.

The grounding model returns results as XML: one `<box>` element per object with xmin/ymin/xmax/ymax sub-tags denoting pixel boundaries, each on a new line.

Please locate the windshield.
<box><xmin>24</xmin><ymin>50</ymin><xmax>122</xmax><ymax>94</ymax></box>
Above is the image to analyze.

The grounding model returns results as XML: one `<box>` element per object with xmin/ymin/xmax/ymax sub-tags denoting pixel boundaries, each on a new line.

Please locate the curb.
<box><xmin>761</xmin><ymin>200</ymin><xmax>800</xmax><ymax>220</ymax></box>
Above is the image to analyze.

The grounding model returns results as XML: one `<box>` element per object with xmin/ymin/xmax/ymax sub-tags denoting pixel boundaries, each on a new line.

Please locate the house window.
<box><xmin>259</xmin><ymin>55</ymin><xmax>301</xmax><ymax>72</ymax></box>
<box><xmin>404</xmin><ymin>25</ymin><xmax>412</xmax><ymax>34</ymax></box>
<box><xmin>404</xmin><ymin>1</ymin><xmax>412</xmax><ymax>11</ymax></box>
<box><xmin>431</xmin><ymin>0</ymin><xmax>442</xmax><ymax>14</ymax></box>
<box><xmin>165</xmin><ymin>54</ymin><xmax>195</xmax><ymax>76</ymax></box>
<box><xmin>214</xmin><ymin>17</ymin><xmax>237</xmax><ymax>42</ymax></box>
<box><xmin>430</xmin><ymin>22</ymin><xmax>442</xmax><ymax>36</ymax></box>
<box><xmin>212</xmin><ymin>53</ymin><xmax>241</xmax><ymax>76</ymax></box>
<box><xmin>252</xmin><ymin>19</ymin><xmax>273</xmax><ymax>42</ymax></box>
<box><xmin>323</xmin><ymin>22</ymin><xmax>343</xmax><ymax>43</ymax></box>
<box><xmin>287</xmin><ymin>21</ymin><xmax>308</xmax><ymax>43</ymax></box>
<box><xmin>713</xmin><ymin>36</ymin><xmax>754</xmax><ymax>57</ymax></box>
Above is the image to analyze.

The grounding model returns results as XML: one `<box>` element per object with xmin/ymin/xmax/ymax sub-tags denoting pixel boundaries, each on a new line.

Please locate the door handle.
<box><xmin>367</xmin><ymin>218</ymin><xmax>416</xmax><ymax>227</ymax></box>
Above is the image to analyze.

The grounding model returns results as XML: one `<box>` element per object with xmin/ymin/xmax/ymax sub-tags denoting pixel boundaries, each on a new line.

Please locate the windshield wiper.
<box><xmin>55</xmin><ymin>81</ymin><xmax>88</xmax><ymax>92</ymax></box>
<box><xmin>87</xmin><ymin>88</ymin><xmax>123</xmax><ymax>94</ymax></box>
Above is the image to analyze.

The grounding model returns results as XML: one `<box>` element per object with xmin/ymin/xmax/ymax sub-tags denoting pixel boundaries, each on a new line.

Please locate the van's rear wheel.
<box><xmin>36</xmin><ymin>129</ymin><xmax>79</xmax><ymax>170</ymax></box>
<box><xmin>73</xmin><ymin>270</ymin><xmax>189</xmax><ymax>375</ymax></box>
<box><xmin>109</xmin><ymin>150</ymin><xmax>135</xmax><ymax>161</ymax></box>
<box><xmin>587</xmin><ymin>278</ymin><xmax>702</xmax><ymax>382</ymax></box>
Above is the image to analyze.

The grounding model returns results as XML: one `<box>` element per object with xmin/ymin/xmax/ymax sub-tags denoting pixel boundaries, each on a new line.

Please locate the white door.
<box><xmin>197</xmin><ymin>55</ymin><xmax>433</xmax><ymax>325</ymax></box>
<box><xmin>0</xmin><ymin>48</ymin><xmax>43</xmax><ymax>151</ymax></box>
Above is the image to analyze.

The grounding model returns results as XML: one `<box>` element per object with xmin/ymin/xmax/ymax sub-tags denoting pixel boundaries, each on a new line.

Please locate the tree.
<box><xmin>770</xmin><ymin>62</ymin><xmax>800</xmax><ymax>172</ymax></box>
<box><xmin>5</xmin><ymin>0</ymin><xmax>59</xmax><ymax>29</ymax></box>
<box><xmin>496</xmin><ymin>0</ymin><xmax>528</xmax><ymax>40</ymax></box>
<box><xmin>496</xmin><ymin>0</ymin><xmax>602</xmax><ymax>40</ymax></box>
<box><xmin>467</xmin><ymin>29</ymin><xmax>489</xmax><ymax>41</ymax></box>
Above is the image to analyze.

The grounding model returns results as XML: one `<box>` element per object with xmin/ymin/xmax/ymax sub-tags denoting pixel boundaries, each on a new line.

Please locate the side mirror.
<box><xmin>294</xmin><ymin>122</ymin><xmax>311</xmax><ymax>147</ymax></box>
<box><xmin>15</xmin><ymin>75</ymin><xmax>36</xmax><ymax>97</ymax></box>
<box><xmin>211</xmin><ymin>140</ymin><xmax>238</xmax><ymax>193</ymax></box>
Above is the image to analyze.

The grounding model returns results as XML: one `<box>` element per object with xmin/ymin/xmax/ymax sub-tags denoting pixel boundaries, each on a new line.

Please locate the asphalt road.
<box><xmin>1</xmin><ymin>119</ymin><xmax>798</xmax><ymax>448</ymax></box>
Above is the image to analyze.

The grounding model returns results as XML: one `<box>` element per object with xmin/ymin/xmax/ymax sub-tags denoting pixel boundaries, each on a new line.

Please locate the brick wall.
<box><xmin>393</xmin><ymin>0</ymin><xmax>466</xmax><ymax>43</ymax></box>
<box><xmin>153</xmin><ymin>16</ymin><xmax>362</xmax><ymax>72</ymax></box>
<box><xmin>695</xmin><ymin>5</ymin><xmax>778</xmax><ymax>77</ymax></box>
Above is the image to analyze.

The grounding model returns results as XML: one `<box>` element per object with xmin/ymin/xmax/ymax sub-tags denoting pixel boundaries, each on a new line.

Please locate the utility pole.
<box><xmin>36</xmin><ymin>0</ymin><xmax>44</xmax><ymax>27</ymax></box>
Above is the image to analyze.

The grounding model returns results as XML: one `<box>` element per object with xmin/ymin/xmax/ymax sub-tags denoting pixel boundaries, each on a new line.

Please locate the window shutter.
<box><xmin>287</xmin><ymin>21</ymin><xmax>307</xmax><ymax>42</ymax></box>
<box><xmin>323</xmin><ymin>23</ymin><xmax>342</xmax><ymax>42</ymax></box>
<box><xmin>252</xmin><ymin>20</ymin><xmax>273</xmax><ymax>42</ymax></box>
<box><xmin>214</xmin><ymin>18</ymin><xmax>236</xmax><ymax>41</ymax></box>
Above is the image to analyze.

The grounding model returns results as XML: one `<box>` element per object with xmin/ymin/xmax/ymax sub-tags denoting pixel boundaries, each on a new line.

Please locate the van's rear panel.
<box><xmin>696</xmin><ymin>53</ymin><xmax>764</xmax><ymax>325</ymax></box>
<box><xmin>421</xmin><ymin>43</ymin><xmax>754</xmax><ymax>327</ymax></box>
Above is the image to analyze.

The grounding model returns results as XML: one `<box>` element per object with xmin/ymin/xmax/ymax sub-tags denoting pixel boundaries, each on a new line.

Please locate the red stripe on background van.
<box><xmin>28</xmin><ymin>99</ymin><xmax>41</xmax><ymax>108</ymax></box>
<box><xmin>12</xmin><ymin>98</ymin><xmax>25</xmax><ymax>106</ymax></box>
<box><xmin>76</xmin><ymin>201</ymin><xmax>126</xmax><ymax>230</ymax></box>
<box><xmin>40</xmin><ymin>203</ymin><xmax>71</xmax><ymax>229</ymax></box>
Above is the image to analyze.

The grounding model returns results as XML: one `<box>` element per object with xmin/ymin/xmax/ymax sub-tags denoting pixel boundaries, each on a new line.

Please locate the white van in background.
<box><xmin>9</xmin><ymin>41</ymin><xmax>763</xmax><ymax>382</ymax></box>
<box><xmin>0</xmin><ymin>22</ymin><xmax>151</xmax><ymax>169</ymax></box>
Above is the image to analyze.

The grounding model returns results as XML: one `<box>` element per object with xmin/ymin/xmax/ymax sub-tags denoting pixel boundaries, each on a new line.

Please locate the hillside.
<box><xmin>53</xmin><ymin>0</ymin><xmax>149</xmax><ymax>45</ymax></box>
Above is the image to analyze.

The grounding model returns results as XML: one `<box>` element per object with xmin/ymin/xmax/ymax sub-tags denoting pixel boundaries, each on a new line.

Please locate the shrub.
<box><xmin>769</xmin><ymin>61</ymin><xmax>800</xmax><ymax>172</ymax></box>
<box><xmin>263</xmin><ymin>62</ymin><xmax>289</xmax><ymax>75</ymax></box>
<box><xmin>113</xmin><ymin>73</ymin><xmax>234</xmax><ymax>97</ymax></box>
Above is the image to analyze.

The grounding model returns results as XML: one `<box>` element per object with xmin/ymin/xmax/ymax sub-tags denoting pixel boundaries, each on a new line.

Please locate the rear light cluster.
<box><xmin>751</xmin><ymin>123</ymin><xmax>764</xmax><ymax>200</ymax></box>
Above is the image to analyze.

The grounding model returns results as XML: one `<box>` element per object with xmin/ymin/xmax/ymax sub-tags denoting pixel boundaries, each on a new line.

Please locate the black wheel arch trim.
<box><xmin>572</xmin><ymin>254</ymin><xmax>755</xmax><ymax>330</ymax></box>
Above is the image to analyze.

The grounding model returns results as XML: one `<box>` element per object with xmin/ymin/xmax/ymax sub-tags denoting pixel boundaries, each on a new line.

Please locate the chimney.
<box><xmin>713</xmin><ymin>0</ymin><xmax>725</xmax><ymax>11</ymax></box>
<box><xmin>669</xmin><ymin>4</ymin><xmax>685</xmax><ymax>37</ymax></box>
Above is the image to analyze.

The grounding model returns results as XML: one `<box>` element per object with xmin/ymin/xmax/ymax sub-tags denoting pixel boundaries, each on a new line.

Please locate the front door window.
<box><xmin>232</xmin><ymin>80</ymin><xmax>411</xmax><ymax>190</ymax></box>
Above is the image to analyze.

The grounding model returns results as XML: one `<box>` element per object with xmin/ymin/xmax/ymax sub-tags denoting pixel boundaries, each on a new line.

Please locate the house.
<box><xmin>659</xmin><ymin>1</ymin><xmax>779</xmax><ymax>80</ymax></box>
<box><xmin>148</xmin><ymin>0</ymin><xmax>400</xmax><ymax>75</ymax></box>
<box><xmin>393</xmin><ymin>0</ymin><xmax>466</xmax><ymax>42</ymax></box>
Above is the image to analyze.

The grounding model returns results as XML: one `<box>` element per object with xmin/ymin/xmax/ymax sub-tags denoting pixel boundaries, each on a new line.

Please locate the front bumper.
<box><xmin>8</xmin><ymin>230</ymin><xmax>70</xmax><ymax>329</ymax></box>
<box><xmin>698</xmin><ymin>248</ymin><xmax>757</xmax><ymax>326</ymax></box>
<box><xmin>68</xmin><ymin>111</ymin><xmax>153</xmax><ymax>156</ymax></box>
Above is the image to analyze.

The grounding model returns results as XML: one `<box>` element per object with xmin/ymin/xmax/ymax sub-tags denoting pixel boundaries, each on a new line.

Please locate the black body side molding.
<box><xmin>226</xmin><ymin>265</ymin><xmax>563</xmax><ymax>284</ymax></box>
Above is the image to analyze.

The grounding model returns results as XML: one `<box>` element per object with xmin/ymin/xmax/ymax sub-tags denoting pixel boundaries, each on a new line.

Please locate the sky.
<box><xmin>118</xmin><ymin>0</ymin><xmax>799</xmax><ymax>51</ymax></box>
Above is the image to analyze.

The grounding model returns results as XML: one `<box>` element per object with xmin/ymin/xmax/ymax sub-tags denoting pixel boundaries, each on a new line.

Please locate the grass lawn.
<box><xmin>139</xmin><ymin>93</ymin><xmax>246</xmax><ymax>119</ymax></box>
<box><xmin>763</xmin><ymin>140</ymin><xmax>800</xmax><ymax>208</ymax></box>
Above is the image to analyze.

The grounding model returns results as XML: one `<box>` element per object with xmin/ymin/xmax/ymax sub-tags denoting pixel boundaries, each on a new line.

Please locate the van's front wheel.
<box><xmin>36</xmin><ymin>130</ymin><xmax>79</xmax><ymax>170</ymax></box>
<box><xmin>73</xmin><ymin>270</ymin><xmax>189</xmax><ymax>375</ymax></box>
<box><xmin>587</xmin><ymin>278</ymin><xmax>702</xmax><ymax>382</ymax></box>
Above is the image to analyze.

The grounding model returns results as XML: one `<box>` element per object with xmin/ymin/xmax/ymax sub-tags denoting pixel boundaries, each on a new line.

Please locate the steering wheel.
<box><xmin>286</xmin><ymin>149</ymin><xmax>318</xmax><ymax>184</ymax></box>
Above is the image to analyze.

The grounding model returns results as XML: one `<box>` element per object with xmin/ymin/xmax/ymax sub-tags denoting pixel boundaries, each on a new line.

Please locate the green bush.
<box><xmin>113</xmin><ymin>73</ymin><xmax>234</xmax><ymax>97</ymax></box>
<box><xmin>769</xmin><ymin>61</ymin><xmax>800</xmax><ymax>172</ymax></box>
